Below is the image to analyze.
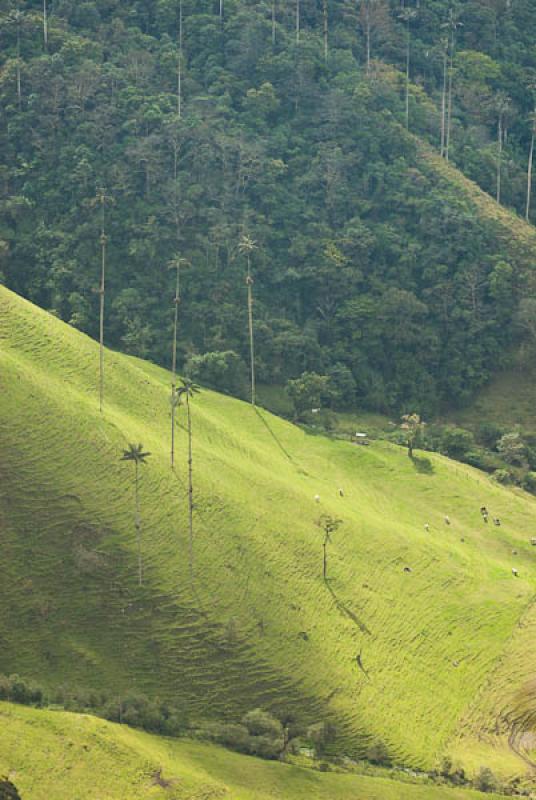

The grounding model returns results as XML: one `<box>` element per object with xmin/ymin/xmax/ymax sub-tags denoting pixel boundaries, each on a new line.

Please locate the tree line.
<box><xmin>1</xmin><ymin>0</ymin><xmax>536</xmax><ymax>414</ymax></box>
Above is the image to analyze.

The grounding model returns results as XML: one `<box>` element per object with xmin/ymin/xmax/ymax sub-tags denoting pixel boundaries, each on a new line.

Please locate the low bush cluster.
<box><xmin>0</xmin><ymin>778</ymin><xmax>22</xmax><ymax>800</ymax></box>
<box><xmin>0</xmin><ymin>673</ymin><xmax>187</xmax><ymax>737</ymax></box>
<box><xmin>0</xmin><ymin>672</ymin><xmax>338</xmax><ymax>764</ymax></box>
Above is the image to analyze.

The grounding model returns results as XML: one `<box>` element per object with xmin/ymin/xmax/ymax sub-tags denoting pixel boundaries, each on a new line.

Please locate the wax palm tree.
<box><xmin>238</xmin><ymin>234</ymin><xmax>257</xmax><ymax>406</ymax></box>
<box><xmin>526</xmin><ymin>109</ymin><xmax>536</xmax><ymax>221</ymax></box>
<box><xmin>168</xmin><ymin>255</ymin><xmax>189</xmax><ymax>468</ymax></box>
<box><xmin>398</xmin><ymin>8</ymin><xmax>417</xmax><ymax>130</ymax></box>
<box><xmin>121</xmin><ymin>443</ymin><xmax>151</xmax><ymax>586</ymax></box>
<box><xmin>175</xmin><ymin>379</ymin><xmax>200</xmax><ymax>586</ymax></box>
<box><xmin>441</xmin><ymin>10</ymin><xmax>462</xmax><ymax>161</ymax></box>
<box><xmin>495</xmin><ymin>92</ymin><xmax>511</xmax><ymax>204</ymax></box>
<box><xmin>92</xmin><ymin>187</ymin><xmax>113</xmax><ymax>413</ymax></box>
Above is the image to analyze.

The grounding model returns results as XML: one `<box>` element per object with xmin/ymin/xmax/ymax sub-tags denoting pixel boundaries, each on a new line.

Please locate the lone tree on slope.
<box><xmin>121</xmin><ymin>443</ymin><xmax>151</xmax><ymax>586</ymax></box>
<box><xmin>401</xmin><ymin>413</ymin><xmax>424</xmax><ymax>459</ymax></box>
<box><xmin>175</xmin><ymin>378</ymin><xmax>200</xmax><ymax>586</ymax></box>
<box><xmin>316</xmin><ymin>514</ymin><xmax>343</xmax><ymax>581</ymax></box>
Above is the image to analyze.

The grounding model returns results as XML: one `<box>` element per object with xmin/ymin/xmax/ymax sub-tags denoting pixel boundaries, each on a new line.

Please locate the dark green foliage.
<box><xmin>439</xmin><ymin>427</ymin><xmax>475</xmax><ymax>459</ymax></box>
<box><xmin>366</xmin><ymin>738</ymin><xmax>392</xmax><ymax>767</ymax></box>
<box><xmin>0</xmin><ymin>672</ymin><xmax>188</xmax><ymax>737</ymax></box>
<box><xmin>521</xmin><ymin>471</ymin><xmax>536</xmax><ymax>494</ymax></box>
<box><xmin>476</xmin><ymin>422</ymin><xmax>505</xmax><ymax>450</ymax></box>
<box><xmin>496</xmin><ymin>431</ymin><xmax>528</xmax><ymax>467</ymax></box>
<box><xmin>326</xmin><ymin>363</ymin><xmax>357</xmax><ymax>410</ymax></box>
<box><xmin>286</xmin><ymin>372</ymin><xmax>330</xmax><ymax>420</ymax></box>
<box><xmin>2</xmin><ymin>0</ymin><xmax>536</xmax><ymax>414</ymax></box>
<box><xmin>474</xmin><ymin>766</ymin><xmax>499</xmax><ymax>793</ymax></box>
<box><xmin>439</xmin><ymin>756</ymin><xmax>467</xmax><ymax>787</ymax></box>
<box><xmin>186</xmin><ymin>350</ymin><xmax>247</xmax><ymax>398</ymax></box>
<box><xmin>0</xmin><ymin>779</ymin><xmax>22</xmax><ymax>800</ymax></box>
<box><xmin>307</xmin><ymin>721</ymin><xmax>338</xmax><ymax>757</ymax></box>
<box><xmin>241</xmin><ymin>708</ymin><xmax>285</xmax><ymax>759</ymax></box>
<box><xmin>0</xmin><ymin>674</ymin><xmax>42</xmax><ymax>705</ymax></box>
<box><xmin>199</xmin><ymin>709</ymin><xmax>287</xmax><ymax>759</ymax></box>
<box><xmin>492</xmin><ymin>468</ymin><xmax>514</xmax><ymax>485</ymax></box>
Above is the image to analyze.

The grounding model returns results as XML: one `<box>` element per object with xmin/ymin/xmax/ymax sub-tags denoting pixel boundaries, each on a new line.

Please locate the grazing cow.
<box><xmin>424</xmin><ymin>523</ymin><xmax>430</xmax><ymax>532</ymax></box>
<box><xmin>444</xmin><ymin>515</ymin><xmax>451</xmax><ymax>525</ymax></box>
<box><xmin>512</xmin><ymin>568</ymin><xmax>519</xmax><ymax>577</ymax></box>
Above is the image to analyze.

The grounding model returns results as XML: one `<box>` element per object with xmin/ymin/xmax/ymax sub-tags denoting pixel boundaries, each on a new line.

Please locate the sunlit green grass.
<box><xmin>0</xmin><ymin>702</ymin><xmax>509</xmax><ymax>800</ymax></box>
<box><xmin>1</xmin><ymin>285</ymin><xmax>536</xmax><ymax>778</ymax></box>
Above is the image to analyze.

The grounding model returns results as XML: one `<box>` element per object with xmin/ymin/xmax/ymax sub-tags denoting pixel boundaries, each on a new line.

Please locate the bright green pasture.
<box><xmin>1</xmin><ymin>286</ymin><xmax>536</xmax><ymax>775</ymax></box>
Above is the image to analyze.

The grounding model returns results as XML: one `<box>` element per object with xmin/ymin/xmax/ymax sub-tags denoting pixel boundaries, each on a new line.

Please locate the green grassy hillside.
<box><xmin>1</xmin><ymin>285</ymin><xmax>536</xmax><ymax>777</ymax></box>
<box><xmin>450</xmin><ymin>365</ymin><xmax>536</xmax><ymax>434</ymax></box>
<box><xmin>0</xmin><ymin>702</ymin><xmax>508</xmax><ymax>800</ymax></box>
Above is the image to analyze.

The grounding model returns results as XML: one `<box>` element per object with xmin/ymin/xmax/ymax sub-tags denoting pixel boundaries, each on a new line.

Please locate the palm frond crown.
<box><xmin>121</xmin><ymin>443</ymin><xmax>151</xmax><ymax>464</ymax></box>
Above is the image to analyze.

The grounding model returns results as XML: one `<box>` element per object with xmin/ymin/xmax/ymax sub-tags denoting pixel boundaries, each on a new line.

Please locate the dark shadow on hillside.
<box><xmin>411</xmin><ymin>455</ymin><xmax>434</xmax><ymax>474</ymax></box>
<box><xmin>254</xmin><ymin>407</ymin><xmax>296</xmax><ymax>465</ymax></box>
<box><xmin>325</xmin><ymin>581</ymin><xmax>372</xmax><ymax>636</ymax></box>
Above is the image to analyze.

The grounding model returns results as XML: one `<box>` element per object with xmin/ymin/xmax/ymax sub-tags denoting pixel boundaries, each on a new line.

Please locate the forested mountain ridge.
<box><xmin>2</xmin><ymin>0</ymin><xmax>536</xmax><ymax>413</ymax></box>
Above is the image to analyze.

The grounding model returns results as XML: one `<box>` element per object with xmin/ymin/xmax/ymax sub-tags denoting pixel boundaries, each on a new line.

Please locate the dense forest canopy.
<box><xmin>1</xmin><ymin>0</ymin><xmax>536</xmax><ymax>413</ymax></box>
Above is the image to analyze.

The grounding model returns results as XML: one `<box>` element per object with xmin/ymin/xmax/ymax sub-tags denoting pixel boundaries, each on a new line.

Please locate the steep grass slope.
<box><xmin>0</xmin><ymin>702</ymin><xmax>508</xmax><ymax>800</ymax></box>
<box><xmin>1</xmin><ymin>285</ymin><xmax>536</xmax><ymax>775</ymax></box>
<box><xmin>450</xmin><ymin>365</ymin><xmax>536</xmax><ymax>434</ymax></box>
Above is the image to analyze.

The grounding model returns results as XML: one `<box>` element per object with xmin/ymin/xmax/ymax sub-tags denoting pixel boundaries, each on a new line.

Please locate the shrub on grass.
<box><xmin>475</xmin><ymin>766</ymin><xmax>499</xmax><ymax>793</ymax></box>
<box><xmin>439</xmin><ymin>756</ymin><xmax>467</xmax><ymax>785</ymax></box>
<box><xmin>307</xmin><ymin>721</ymin><xmax>338</xmax><ymax>757</ymax></box>
<box><xmin>522</xmin><ymin>471</ymin><xmax>536</xmax><ymax>493</ymax></box>
<box><xmin>497</xmin><ymin>432</ymin><xmax>528</xmax><ymax>467</ymax></box>
<box><xmin>462</xmin><ymin>448</ymin><xmax>503</xmax><ymax>472</ymax></box>
<box><xmin>440</xmin><ymin>427</ymin><xmax>475</xmax><ymax>459</ymax></box>
<box><xmin>366</xmin><ymin>739</ymin><xmax>392</xmax><ymax>766</ymax></box>
<box><xmin>0</xmin><ymin>675</ymin><xmax>11</xmax><ymax>701</ymax></box>
<box><xmin>212</xmin><ymin>723</ymin><xmax>251</xmax><ymax>752</ymax></box>
<box><xmin>0</xmin><ymin>778</ymin><xmax>22</xmax><ymax>800</ymax></box>
<box><xmin>492</xmin><ymin>468</ymin><xmax>515</xmax><ymax>485</ymax></box>
<box><xmin>242</xmin><ymin>709</ymin><xmax>285</xmax><ymax>759</ymax></box>
<box><xmin>4</xmin><ymin>675</ymin><xmax>43</xmax><ymax>706</ymax></box>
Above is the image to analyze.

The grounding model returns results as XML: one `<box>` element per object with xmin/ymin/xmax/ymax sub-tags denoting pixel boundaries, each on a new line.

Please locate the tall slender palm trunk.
<box><xmin>440</xmin><ymin>46</ymin><xmax>447</xmax><ymax>156</ymax></box>
<box><xmin>177</xmin><ymin>0</ymin><xmax>183</xmax><ymax>117</ymax></box>
<box><xmin>43</xmin><ymin>0</ymin><xmax>48</xmax><ymax>49</ymax></box>
<box><xmin>272</xmin><ymin>0</ymin><xmax>276</xmax><ymax>45</ymax></box>
<box><xmin>323</xmin><ymin>0</ymin><xmax>328</xmax><ymax>62</ymax></box>
<box><xmin>296</xmin><ymin>0</ymin><xmax>300</xmax><ymax>43</ymax></box>
<box><xmin>99</xmin><ymin>211</ymin><xmax>106</xmax><ymax>414</ymax></box>
<box><xmin>526</xmin><ymin>125</ymin><xmax>535</xmax><ymax>221</ymax></box>
<box><xmin>246</xmin><ymin>258</ymin><xmax>256</xmax><ymax>406</ymax></box>
<box><xmin>405</xmin><ymin>23</ymin><xmax>410</xmax><ymax>129</ymax></box>
<box><xmin>16</xmin><ymin>18</ymin><xmax>21</xmax><ymax>110</ymax></box>
<box><xmin>445</xmin><ymin>52</ymin><xmax>453</xmax><ymax>161</ymax></box>
<box><xmin>186</xmin><ymin>395</ymin><xmax>194</xmax><ymax>587</ymax></box>
<box><xmin>497</xmin><ymin>113</ymin><xmax>503</xmax><ymax>204</ymax></box>
<box><xmin>135</xmin><ymin>461</ymin><xmax>142</xmax><ymax>586</ymax></box>
<box><xmin>171</xmin><ymin>268</ymin><xmax>180</xmax><ymax>468</ymax></box>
